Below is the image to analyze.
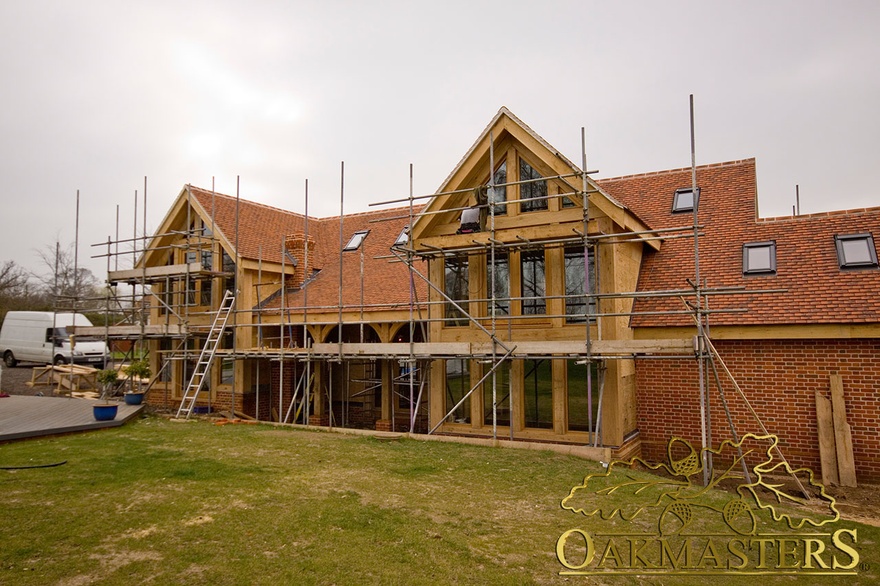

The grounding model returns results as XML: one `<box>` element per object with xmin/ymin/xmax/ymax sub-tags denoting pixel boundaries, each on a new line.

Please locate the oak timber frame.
<box><xmin>86</xmin><ymin>108</ymin><xmax>766</xmax><ymax>462</ymax></box>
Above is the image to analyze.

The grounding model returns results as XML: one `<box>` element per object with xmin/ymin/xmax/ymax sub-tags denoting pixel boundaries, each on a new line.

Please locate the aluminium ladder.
<box><xmin>176</xmin><ymin>290</ymin><xmax>235</xmax><ymax>419</ymax></box>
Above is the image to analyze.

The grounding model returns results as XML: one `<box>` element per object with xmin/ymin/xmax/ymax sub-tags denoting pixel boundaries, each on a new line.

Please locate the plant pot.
<box><xmin>93</xmin><ymin>403</ymin><xmax>118</xmax><ymax>421</ymax></box>
<box><xmin>124</xmin><ymin>392</ymin><xmax>145</xmax><ymax>406</ymax></box>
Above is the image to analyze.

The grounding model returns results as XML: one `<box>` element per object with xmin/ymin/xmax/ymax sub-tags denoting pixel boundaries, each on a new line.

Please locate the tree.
<box><xmin>34</xmin><ymin>242</ymin><xmax>103</xmax><ymax>312</ymax></box>
<box><xmin>0</xmin><ymin>260</ymin><xmax>26</xmax><ymax>296</ymax></box>
<box><xmin>0</xmin><ymin>260</ymin><xmax>43</xmax><ymax>325</ymax></box>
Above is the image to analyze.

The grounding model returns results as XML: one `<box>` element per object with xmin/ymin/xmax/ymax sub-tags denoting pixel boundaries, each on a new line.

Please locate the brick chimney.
<box><xmin>284</xmin><ymin>234</ymin><xmax>315</xmax><ymax>289</ymax></box>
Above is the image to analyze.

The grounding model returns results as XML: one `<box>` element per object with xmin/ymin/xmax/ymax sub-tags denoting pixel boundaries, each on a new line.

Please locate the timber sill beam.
<box><xmin>305</xmin><ymin>339</ymin><xmax>694</xmax><ymax>358</ymax></box>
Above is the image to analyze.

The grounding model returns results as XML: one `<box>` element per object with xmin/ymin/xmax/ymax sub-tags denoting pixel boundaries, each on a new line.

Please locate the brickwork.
<box><xmin>268</xmin><ymin>362</ymin><xmax>307</xmax><ymax>422</ymax></box>
<box><xmin>635</xmin><ymin>339</ymin><xmax>880</xmax><ymax>481</ymax></box>
<box><xmin>284</xmin><ymin>235</ymin><xmax>315</xmax><ymax>289</ymax></box>
<box><xmin>145</xmin><ymin>388</ymin><xmax>177</xmax><ymax>412</ymax></box>
<box><xmin>145</xmin><ymin>387</ymin><xmax>247</xmax><ymax>416</ymax></box>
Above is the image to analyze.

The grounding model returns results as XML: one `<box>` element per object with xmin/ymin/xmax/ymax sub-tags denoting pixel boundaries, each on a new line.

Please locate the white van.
<box><xmin>0</xmin><ymin>312</ymin><xmax>109</xmax><ymax>367</ymax></box>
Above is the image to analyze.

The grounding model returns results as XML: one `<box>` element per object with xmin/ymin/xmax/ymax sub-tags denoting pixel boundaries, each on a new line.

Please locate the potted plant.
<box><xmin>94</xmin><ymin>368</ymin><xmax>120</xmax><ymax>421</ymax></box>
<box><xmin>123</xmin><ymin>359</ymin><xmax>151</xmax><ymax>405</ymax></box>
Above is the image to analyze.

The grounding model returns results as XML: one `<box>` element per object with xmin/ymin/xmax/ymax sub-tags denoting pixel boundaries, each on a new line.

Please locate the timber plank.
<box><xmin>815</xmin><ymin>391</ymin><xmax>839</xmax><ymax>486</ymax></box>
<box><xmin>70</xmin><ymin>324</ymin><xmax>186</xmax><ymax>337</ymax></box>
<box><xmin>107</xmin><ymin>262</ymin><xmax>204</xmax><ymax>283</ymax></box>
<box><xmin>830</xmin><ymin>374</ymin><xmax>857</xmax><ymax>487</ymax></box>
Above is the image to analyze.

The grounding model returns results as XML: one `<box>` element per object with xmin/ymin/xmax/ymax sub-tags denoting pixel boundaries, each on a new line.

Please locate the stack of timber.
<box><xmin>815</xmin><ymin>374</ymin><xmax>857</xmax><ymax>487</ymax></box>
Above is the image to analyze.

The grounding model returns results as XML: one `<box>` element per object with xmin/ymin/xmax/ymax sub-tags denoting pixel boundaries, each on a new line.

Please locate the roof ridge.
<box><xmin>188</xmin><ymin>185</ymin><xmax>307</xmax><ymax>219</ymax></box>
<box><xmin>189</xmin><ymin>184</ymin><xmax>420</xmax><ymax>222</ymax></box>
<box><xmin>323</xmin><ymin>204</ymin><xmax>424</xmax><ymax>222</ymax></box>
<box><xmin>758</xmin><ymin>205</ymin><xmax>880</xmax><ymax>223</ymax></box>
<box><xmin>597</xmin><ymin>158</ymin><xmax>756</xmax><ymax>183</ymax></box>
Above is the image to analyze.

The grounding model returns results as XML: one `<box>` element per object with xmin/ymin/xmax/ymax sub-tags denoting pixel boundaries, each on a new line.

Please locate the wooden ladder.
<box><xmin>176</xmin><ymin>290</ymin><xmax>235</xmax><ymax>419</ymax></box>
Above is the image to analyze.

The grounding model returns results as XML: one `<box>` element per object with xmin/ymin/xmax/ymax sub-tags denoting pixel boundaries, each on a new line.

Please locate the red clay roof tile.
<box><xmin>598</xmin><ymin>160</ymin><xmax>880</xmax><ymax>327</ymax></box>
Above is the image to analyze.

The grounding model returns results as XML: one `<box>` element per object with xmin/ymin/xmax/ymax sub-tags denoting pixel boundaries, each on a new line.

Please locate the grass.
<box><xmin>0</xmin><ymin>417</ymin><xmax>877</xmax><ymax>585</ymax></box>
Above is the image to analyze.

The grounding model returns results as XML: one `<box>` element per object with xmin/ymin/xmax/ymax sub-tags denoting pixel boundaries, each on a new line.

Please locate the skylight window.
<box><xmin>672</xmin><ymin>187</ymin><xmax>700</xmax><ymax>213</ymax></box>
<box><xmin>393</xmin><ymin>225</ymin><xmax>409</xmax><ymax>247</ymax></box>
<box><xmin>834</xmin><ymin>233</ymin><xmax>878</xmax><ymax>269</ymax></box>
<box><xmin>343</xmin><ymin>230</ymin><xmax>369</xmax><ymax>251</ymax></box>
<box><xmin>742</xmin><ymin>241</ymin><xmax>776</xmax><ymax>275</ymax></box>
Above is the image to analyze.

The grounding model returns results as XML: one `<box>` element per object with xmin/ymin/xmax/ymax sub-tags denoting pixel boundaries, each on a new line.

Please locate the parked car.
<box><xmin>0</xmin><ymin>312</ymin><xmax>109</xmax><ymax>367</ymax></box>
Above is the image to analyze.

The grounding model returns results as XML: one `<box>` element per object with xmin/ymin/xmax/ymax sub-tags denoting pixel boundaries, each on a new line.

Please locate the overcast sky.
<box><xmin>1</xmin><ymin>1</ymin><xmax>878</xmax><ymax>277</ymax></box>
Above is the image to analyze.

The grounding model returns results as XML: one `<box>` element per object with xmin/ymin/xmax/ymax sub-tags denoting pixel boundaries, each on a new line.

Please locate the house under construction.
<box><xmin>83</xmin><ymin>107</ymin><xmax>880</xmax><ymax>481</ymax></box>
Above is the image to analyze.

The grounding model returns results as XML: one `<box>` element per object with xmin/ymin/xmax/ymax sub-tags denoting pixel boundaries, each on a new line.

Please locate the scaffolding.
<box><xmin>73</xmin><ymin>105</ymin><xmax>810</xmax><ymax>495</ymax></box>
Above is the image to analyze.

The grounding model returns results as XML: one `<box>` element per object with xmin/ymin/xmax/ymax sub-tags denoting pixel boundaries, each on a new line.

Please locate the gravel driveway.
<box><xmin>1</xmin><ymin>364</ymin><xmax>66</xmax><ymax>396</ymax></box>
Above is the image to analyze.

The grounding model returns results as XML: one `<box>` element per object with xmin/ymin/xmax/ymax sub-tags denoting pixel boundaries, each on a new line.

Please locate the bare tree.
<box><xmin>34</xmin><ymin>242</ymin><xmax>103</xmax><ymax>311</ymax></box>
<box><xmin>0</xmin><ymin>260</ymin><xmax>44</xmax><ymax>324</ymax></box>
<box><xmin>0</xmin><ymin>260</ymin><xmax>26</xmax><ymax>295</ymax></box>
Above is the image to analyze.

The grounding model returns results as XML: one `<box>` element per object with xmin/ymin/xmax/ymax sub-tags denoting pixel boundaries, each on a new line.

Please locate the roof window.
<box><xmin>393</xmin><ymin>225</ymin><xmax>409</xmax><ymax>247</ymax></box>
<box><xmin>672</xmin><ymin>187</ymin><xmax>700</xmax><ymax>213</ymax></box>
<box><xmin>834</xmin><ymin>233</ymin><xmax>878</xmax><ymax>269</ymax></box>
<box><xmin>343</xmin><ymin>230</ymin><xmax>369</xmax><ymax>252</ymax></box>
<box><xmin>742</xmin><ymin>241</ymin><xmax>776</xmax><ymax>275</ymax></box>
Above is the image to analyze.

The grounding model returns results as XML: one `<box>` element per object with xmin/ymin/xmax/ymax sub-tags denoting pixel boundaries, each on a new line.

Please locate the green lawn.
<box><xmin>0</xmin><ymin>417</ymin><xmax>876</xmax><ymax>585</ymax></box>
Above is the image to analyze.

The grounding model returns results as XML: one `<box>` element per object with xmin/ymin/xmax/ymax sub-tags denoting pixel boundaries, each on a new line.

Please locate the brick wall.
<box><xmin>267</xmin><ymin>362</ymin><xmax>306</xmax><ymax>422</ymax></box>
<box><xmin>635</xmin><ymin>339</ymin><xmax>880</xmax><ymax>481</ymax></box>
<box><xmin>146</xmin><ymin>387</ymin><xmax>248</xmax><ymax>416</ymax></box>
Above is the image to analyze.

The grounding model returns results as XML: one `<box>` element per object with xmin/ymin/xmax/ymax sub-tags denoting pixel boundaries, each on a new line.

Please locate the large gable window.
<box><xmin>519</xmin><ymin>158</ymin><xmax>547</xmax><ymax>212</ymax></box>
<box><xmin>221</xmin><ymin>250</ymin><xmax>235</xmax><ymax>293</ymax></box>
<box><xmin>835</xmin><ymin>233</ymin><xmax>879</xmax><ymax>269</ymax></box>
<box><xmin>672</xmin><ymin>187</ymin><xmax>700</xmax><ymax>213</ymax></box>
<box><xmin>564</xmin><ymin>248</ymin><xmax>596</xmax><ymax>322</ymax></box>
<box><xmin>487</xmin><ymin>253</ymin><xmax>509</xmax><ymax>316</ymax></box>
<box><xmin>444</xmin><ymin>255</ymin><xmax>469</xmax><ymax>326</ymax></box>
<box><xmin>521</xmin><ymin>250</ymin><xmax>546</xmax><ymax>314</ymax></box>
<box><xmin>488</xmin><ymin>161</ymin><xmax>507</xmax><ymax>215</ymax></box>
<box><xmin>201</xmin><ymin>249</ymin><xmax>213</xmax><ymax>271</ymax></box>
<box><xmin>743</xmin><ymin>241</ymin><xmax>777</xmax><ymax>275</ymax></box>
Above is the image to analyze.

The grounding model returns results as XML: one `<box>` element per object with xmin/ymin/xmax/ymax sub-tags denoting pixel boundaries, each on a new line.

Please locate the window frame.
<box><xmin>834</xmin><ymin>233</ymin><xmax>879</xmax><ymax>269</ymax></box>
<box><xmin>445</xmin><ymin>358</ymin><xmax>471</xmax><ymax>423</ymax></box>
<box><xmin>343</xmin><ymin>230</ymin><xmax>370</xmax><ymax>252</ymax></box>
<box><xmin>519</xmin><ymin>158</ymin><xmax>548</xmax><ymax>213</ymax></box>
<box><xmin>488</xmin><ymin>160</ymin><xmax>507</xmax><ymax>215</ymax></box>
<box><xmin>742</xmin><ymin>241</ymin><xmax>777</xmax><ymax>275</ymax></box>
<box><xmin>487</xmin><ymin>253</ymin><xmax>510</xmax><ymax>316</ymax></box>
<box><xmin>221</xmin><ymin>250</ymin><xmax>236</xmax><ymax>293</ymax></box>
<box><xmin>393</xmin><ymin>225</ymin><xmax>409</xmax><ymax>248</ymax></box>
<box><xmin>564</xmin><ymin>247</ymin><xmax>597</xmax><ymax>322</ymax></box>
<box><xmin>672</xmin><ymin>187</ymin><xmax>700</xmax><ymax>213</ymax></box>
<box><xmin>444</xmin><ymin>255</ymin><xmax>469</xmax><ymax>326</ymax></box>
<box><xmin>520</xmin><ymin>250</ymin><xmax>546</xmax><ymax>315</ymax></box>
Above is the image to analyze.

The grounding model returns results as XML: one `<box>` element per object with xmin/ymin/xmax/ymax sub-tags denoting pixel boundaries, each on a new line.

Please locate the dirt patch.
<box><xmin>184</xmin><ymin>514</ymin><xmax>214</xmax><ymax>526</ymax></box>
<box><xmin>825</xmin><ymin>483</ymin><xmax>880</xmax><ymax>527</ymax></box>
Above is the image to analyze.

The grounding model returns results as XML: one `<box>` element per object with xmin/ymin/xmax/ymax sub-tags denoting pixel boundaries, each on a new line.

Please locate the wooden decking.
<box><xmin>0</xmin><ymin>395</ymin><xmax>144</xmax><ymax>442</ymax></box>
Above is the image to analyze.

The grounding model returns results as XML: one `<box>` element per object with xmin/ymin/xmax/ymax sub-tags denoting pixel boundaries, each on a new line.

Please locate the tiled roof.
<box><xmin>598</xmin><ymin>159</ymin><xmax>880</xmax><ymax>327</ymax></box>
<box><xmin>187</xmin><ymin>185</ymin><xmax>426</xmax><ymax>316</ymax></box>
<box><xmin>188</xmin><ymin>186</ymin><xmax>312</xmax><ymax>266</ymax></box>
<box><xmin>272</xmin><ymin>207</ymin><xmax>428</xmax><ymax>316</ymax></box>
